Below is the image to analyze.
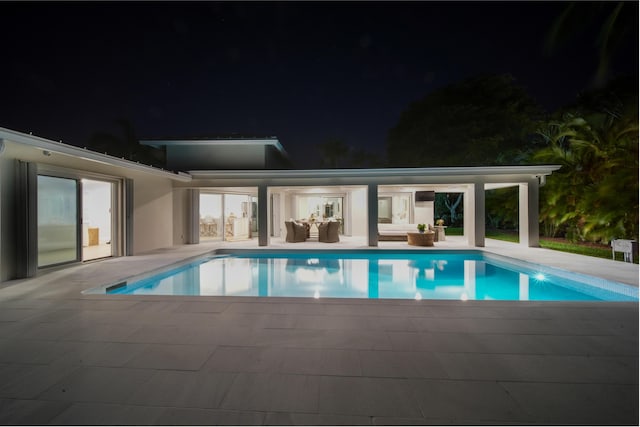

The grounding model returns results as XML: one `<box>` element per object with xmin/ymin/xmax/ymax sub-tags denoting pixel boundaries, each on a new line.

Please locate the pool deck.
<box><xmin>0</xmin><ymin>238</ymin><xmax>637</xmax><ymax>425</ymax></box>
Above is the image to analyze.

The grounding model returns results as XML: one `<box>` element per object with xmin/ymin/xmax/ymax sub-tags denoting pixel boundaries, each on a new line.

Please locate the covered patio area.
<box><xmin>181</xmin><ymin>165</ymin><xmax>560</xmax><ymax>249</ymax></box>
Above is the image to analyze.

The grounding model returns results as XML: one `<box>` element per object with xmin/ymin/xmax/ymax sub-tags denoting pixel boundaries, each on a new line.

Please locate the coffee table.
<box><xmin>407</xmin><ymin>231</ymin><xmax>435</xmax><ymax>246</ymax></box>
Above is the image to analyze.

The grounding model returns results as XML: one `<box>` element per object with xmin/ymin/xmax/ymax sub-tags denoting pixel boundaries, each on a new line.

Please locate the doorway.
<box><xmin>81</xmin><ymin>179</ymin><xmax>114</xmax><ymax>261</ymax></box>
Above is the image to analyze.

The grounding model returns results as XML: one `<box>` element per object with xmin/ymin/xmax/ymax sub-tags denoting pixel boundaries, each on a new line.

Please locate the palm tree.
<box><xmin>545</xmin><ymin>2</ymin><xmax>634</xmax><ymax>87</ymax></box>
<box><xmin>534</xmin><ymin>106</ymin><xmax>638</xmax><ymax>242</ymax></box>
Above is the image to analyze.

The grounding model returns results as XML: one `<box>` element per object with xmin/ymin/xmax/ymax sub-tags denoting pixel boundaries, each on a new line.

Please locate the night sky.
<box><xmin>2</xmin><ymin>1</ymin><xmax>637</xmax><ymax>168</ymax></box>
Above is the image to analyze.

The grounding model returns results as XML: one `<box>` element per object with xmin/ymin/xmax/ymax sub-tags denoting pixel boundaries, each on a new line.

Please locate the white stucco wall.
<box><xmin>414</xmin><ymin>201</ymin><xmax>435</xmax><ymax>226</ymax></box>
<box><xmin>132</xmin><ymin>176</ymin><xmax>174</xmax><ymax>254</ymax></box>
<box><xmin>172</xmin><ymin>188</ymin><xmax>190</xmax><ymax>245</ymax></box>
<box><xmin>350</xmin><ymin>187</ymin><xmax>368</xmax><ymax>237</ymax></box>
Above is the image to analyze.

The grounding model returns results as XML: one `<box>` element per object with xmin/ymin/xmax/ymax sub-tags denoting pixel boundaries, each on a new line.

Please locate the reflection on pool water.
<box><xmin>99</xmin><ymin>251</ymin><xmax>638</xmax><ymax>302</ymax></box>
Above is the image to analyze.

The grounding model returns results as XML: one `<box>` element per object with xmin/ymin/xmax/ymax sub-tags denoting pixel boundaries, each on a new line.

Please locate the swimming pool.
<box><xmin>87</xmin><ymin>250</ymin><xmax>638</xmax><ymax>302</ymax></box>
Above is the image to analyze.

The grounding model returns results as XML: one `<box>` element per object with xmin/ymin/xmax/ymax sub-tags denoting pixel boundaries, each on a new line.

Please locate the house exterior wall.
<box><xmin>172</xmin><ymin>187</ymin><xmax>190</xmax><ymax>245</ymax></box>
<box><xmin>132</xmin><ymin>176</ymin><xmax>174</xmax><ymax>254</ymax></box>
<box><xmin>0</xmin><ymin>131</ymin><xmax>185</xmax><ymax>281</ymax></box>
<box><xmin>167</xmin><ymin>145</ymin><xmax>266</xmax><ymax>170</ymax></box>
<box><xmin>414</xmin><ymin>201</ymin><xmax>435</xmax><ymax>227</ymax></box>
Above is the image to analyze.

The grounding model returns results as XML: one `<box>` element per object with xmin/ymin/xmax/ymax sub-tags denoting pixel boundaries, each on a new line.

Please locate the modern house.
<box><xmin>0</xmin><ymin>126</ymin><xmax>559</xmax><ymax>282</ymax></box>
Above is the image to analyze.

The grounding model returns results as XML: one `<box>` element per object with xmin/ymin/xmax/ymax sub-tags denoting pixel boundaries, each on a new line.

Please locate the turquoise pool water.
<box><xmin>97</xmin><ymin>251</ymin><xmax>638</xmax><ymax>302</ymax></box>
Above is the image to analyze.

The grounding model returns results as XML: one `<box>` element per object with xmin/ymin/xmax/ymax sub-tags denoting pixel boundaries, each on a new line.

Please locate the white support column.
<box><xmin>473</xmin><ymin>181</ymin><xmax>485</xmax><ymax>247</ymax></box>
<box><xmin>464</xmin><ymin>185</ymin><xmax>474</xmax><ymax>246</ymax></box>
<box><xmin>367</xmin><ymin>183</ymin><xmax>378</xmax><ymax>247</ymax></box>
<box><xmin>186</xmin><ymin>189</ymin><xmax>200</xmax><ymax>244</ymax></box>
<box><xmin>519</xmin><ymin>179</ymin><xmax>540</xmax><ymax>247</ymax></box>
<box><xmin>258</xmin><ymin>184</ymin><xmax>269</xmax><ymax>247</ymax></box>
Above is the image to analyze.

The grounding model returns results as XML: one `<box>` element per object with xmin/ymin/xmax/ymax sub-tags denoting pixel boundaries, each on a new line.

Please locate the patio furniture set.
<box><xmin>285</xmin><ymin>220</ymin><xmax>340</xmax><ymax>243</ymax></box>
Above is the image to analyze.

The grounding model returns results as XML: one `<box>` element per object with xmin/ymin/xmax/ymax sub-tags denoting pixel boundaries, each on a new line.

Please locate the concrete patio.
<box><xmin>0</xmin><ymin>239</ymin><xmax>637</xmax><ymax>425</ymax></box>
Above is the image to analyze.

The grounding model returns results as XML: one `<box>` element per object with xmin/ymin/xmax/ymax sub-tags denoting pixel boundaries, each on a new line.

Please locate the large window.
<box><xmin>37</xmin><ymin>175</ymin><xmax>78</xmax><ymax>267</ymax></box>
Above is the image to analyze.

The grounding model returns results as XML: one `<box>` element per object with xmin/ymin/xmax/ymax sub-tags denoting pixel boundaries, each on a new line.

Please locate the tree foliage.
<box><xmin>533</xmin><ymin>75</ymin><xmax>638</xmax><ymax>242</ymax></box>
<box><xmin>386</xmin><ymin>74</ymin><xmax>543</xmax><ymax>167</ymax></box>
<box><xmin>434</xmin><ymin>193</ymin><xmax>464</xmax><ymax>227</ymax></box>
<box><xmin>545</xmin><ymin>2</ymin><xmax>636</xmax><ymax>88</ymax></box>
<box><xmin>316</xmin><ymin>138</ymin><xmax>382</xmax><ymax>168</ymax></box>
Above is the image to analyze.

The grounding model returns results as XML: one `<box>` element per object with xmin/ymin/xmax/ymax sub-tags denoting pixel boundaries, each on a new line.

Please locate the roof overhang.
<box><xmin>0</xmin><ymin>127</ymin><xmax>192</xmax><ymax>182</ymax></box>
<box><xmin>183</xmin><ymin>165</ymin><xmax>561</xmax><ymax>188</ymax></box>
<box><xmin>140</xmin><ymin>138</ymin><xmax>288</xmax><ymax>157</ymax></box>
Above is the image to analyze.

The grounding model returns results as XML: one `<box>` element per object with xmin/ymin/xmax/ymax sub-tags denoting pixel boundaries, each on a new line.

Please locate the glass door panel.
<box><xmin>37</xmin><ymin>176</ymin><xmax>79</xmax><ymax>267</ymax></box>
<box><xmin>296</xmin><ymin>195</ymin><xmax>344</xmax><ymax>233</ymax></box>
<box><xmin>224</xmin><ymin>194</ymin><xmax>251</xmax><ymax>241</ymax></box>
<box><xmin>200</xmin><ymin>194</ymin><xmax>223</xmax><ymax>241</ymax></box>
<box><xmin>82</xmin><ymin>179</ymin><xmax>114</xmax><ymax>261</ymax></box>
<box><xmin>323</xmin><ymin>196</ymin><xmax>343</xmax><ymax>233</ymax></box>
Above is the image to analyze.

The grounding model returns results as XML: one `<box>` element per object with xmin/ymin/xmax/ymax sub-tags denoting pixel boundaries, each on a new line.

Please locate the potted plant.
<box><xmin>436</xmin><ymin>218</ymin><xmax>445</xmax><ymax>226</ymax></box>
<box><xmin>417</xmin><ymin>223</ymin><xmax>426</xmax><ymax>233</ymax></box>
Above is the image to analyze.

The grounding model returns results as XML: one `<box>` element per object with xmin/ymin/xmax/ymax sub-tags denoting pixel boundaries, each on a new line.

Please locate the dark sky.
<box><xmin>1</xmin><ymin>1</ymin><xmax>637</xmax><ymax>168</ymax></box>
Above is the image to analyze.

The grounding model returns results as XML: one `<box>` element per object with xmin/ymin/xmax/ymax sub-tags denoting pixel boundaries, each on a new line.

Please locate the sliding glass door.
<box><xmin>37</xmin><ymin>173</ymin><xmax>119</xmax><ymax>268</ymax></box>
<box><xmin>37</xmin><ymin>175</ymin><xmax>79</xmax><ymax>267</ymax></box>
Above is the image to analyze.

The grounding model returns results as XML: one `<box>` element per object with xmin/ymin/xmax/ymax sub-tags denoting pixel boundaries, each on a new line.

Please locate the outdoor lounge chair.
<box><xmin>285</xmin><ymin>221</ymin><xmax>307</xmax><ymax>242</ymax></box>
<box><xmin>318</xmin><ymin>221</ymin><xmax>340</xmax><ymax>243</ymax></box>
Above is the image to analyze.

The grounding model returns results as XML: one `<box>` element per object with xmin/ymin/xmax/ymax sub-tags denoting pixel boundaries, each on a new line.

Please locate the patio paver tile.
<box><xmin>279</xmin><ymin>348</ymin><xmax>362</xmax><ymax>376</ymax></box>
<box><xmin>409</xmin><ymin>379</ymin><xmax>530</xmax><ymax>423</ymax></box>
<box><xmin>0</xmin><ymin>398</ymin><xmax>71</xmax><ymax>425</ymax></box>
<box><xmin>157</xmin><ymin>407</ymin><xmax>266</xmax><ymax>425</ymax></box>
<box><xmin>49</xmin><ymin>402</ymin><xmax>165</xmax><ymax>425</ymax></box>
<box><xmin>203</xmin><ymin>346</ymin><xmax>285</xmax><ymax>373</ymax></box>
<box><xmin>264</xmin><ymin>411</ymin><xmax>371</xmax><ymax>425</ymax></box>
<box><xmin>0</xmin><ymin>364</ymin><xmax>79</xmax><ymax>399</ymax></box>
<box><xmin>501</xmin><ymin>381</ymin><xmax>639</xmax><ymax>425</ymax></box>
<box><xmin>124</xmin><ymin>343</ymin><xmax>216</xmax><ymax>371</ymax></box>
<box><xmin>321</xmin><ymin>329</ymin><xmax>393</xmax><ymax>350</ymax></box>
<box><xmin>358</xmin><ymin>350</ymin><xmax>448</xmax><ymax>379</ymax></box>
<box><xmin>436</xmin><ymin>352</ymin><xmax>639</xmax><ymax>383</ymax></box>
<box><xmin>220</xmin><ymin>372</ymin><xmax>319</xmax><ymax>413</ymax></box>
<box><xmin>318</xmin><ymin>376</ymin><xmax>421</xmax><ymax>418</ymax></box>
<box><xmin>38</xmin><ymin>366</ymin><xmax>156</xmax><ymax>404</ymax></box>
<box><xmin>0</xmin><ymin>339</ymin><xmax>73</xmax><ymax>364</ymax></box>
<box><xmin>127</xmin><ymin>370</ymin><xmax>237</xmax><ymax>409</ymax></box>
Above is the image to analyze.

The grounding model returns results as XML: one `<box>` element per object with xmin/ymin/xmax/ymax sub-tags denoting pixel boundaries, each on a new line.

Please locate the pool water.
<box><xmin>98</xmin><ymin>251</ymin><xmax>637</xmax><ymax>302</ymax></box>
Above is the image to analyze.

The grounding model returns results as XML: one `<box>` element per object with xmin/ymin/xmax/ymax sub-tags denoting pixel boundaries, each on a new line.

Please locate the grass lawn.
<box><xmin>485</xmin><ymin>229</ymin><xmax>638</xmax><ymax>263</ymax></box>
